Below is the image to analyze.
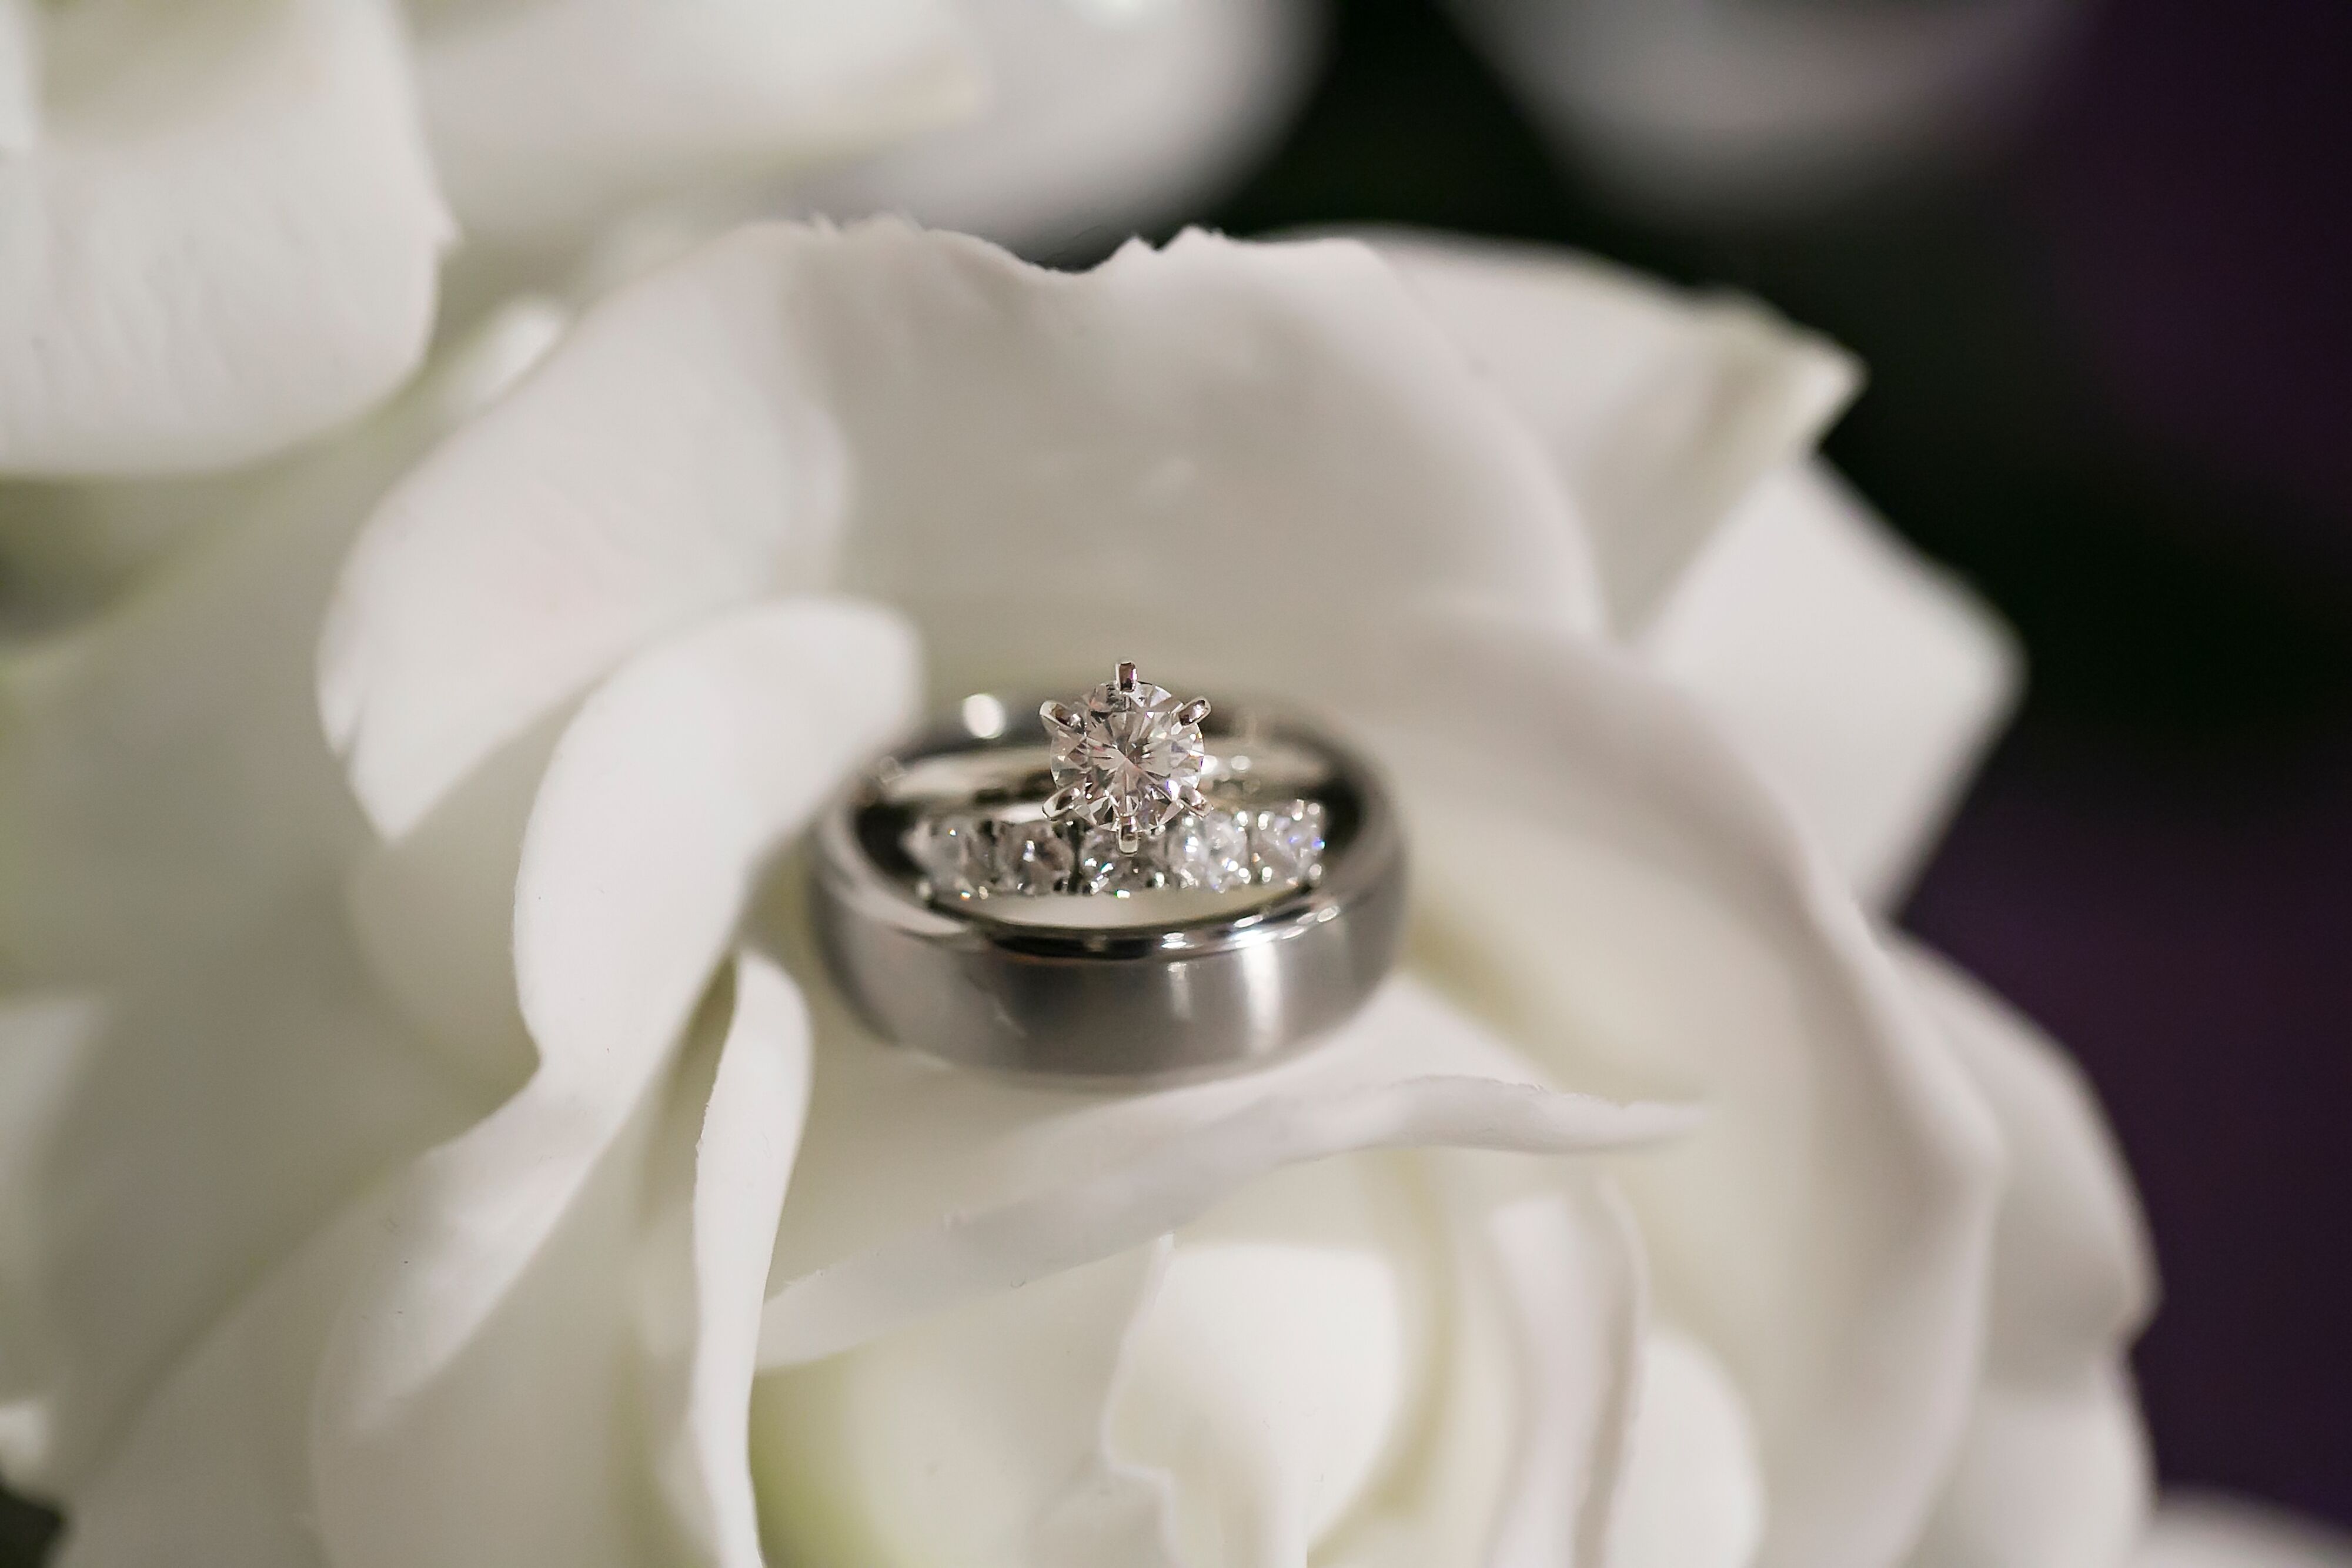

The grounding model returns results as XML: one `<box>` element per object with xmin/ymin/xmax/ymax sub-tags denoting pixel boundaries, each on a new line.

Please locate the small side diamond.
<box><xmin>908</xmin><ymin>817</ymin><xmax>994</xmax><ymax>897</ymax></box>
<box><xmin>993</xmin><ymin>822</ymin><xmax>1075</xmax><ymax>895</ymax></box>
<box><xmin>1250</xmin><ymin>801</ymin><xmax>1328</xmax><ymax>885</ymax></box>
<box><xmin>1157</xmin><ymin>808</ymin><xmax>1252</xmax><ymax>891</ymax></box>
<box><xmin>1077</xmin><ymin>827</ymin><xmax>1158</xmax><ymax>894</ymax></box>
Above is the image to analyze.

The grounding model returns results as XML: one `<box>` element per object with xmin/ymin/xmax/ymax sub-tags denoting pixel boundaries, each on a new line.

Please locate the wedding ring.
<box><xmin>808</xmin><ymin>663</ymin><xmax>1408</xmax><ymax>1081</ymax></box>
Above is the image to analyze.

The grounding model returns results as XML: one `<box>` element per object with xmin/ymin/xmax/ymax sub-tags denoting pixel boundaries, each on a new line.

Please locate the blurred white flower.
<box><xmin>787</xmin><ymin>0</ymin><xmax>1324</xmax><ymax>255</ymax></box>
<box><xmin>0</xmin><ymin>0</ymin><xmax>450</xmax><ymax>475</ymax></box>
<box><xmin>0</xmin><ymin>222</ymin><xmax>2174</xmax><ymax>1567</ymax></box>
<box><xmin>0</xmin><ymin>0</ymin><xmax>1318</xmax><ymax>480</ymax></box>
<box><xmin>1448</xmin><ymin>0</ymin><xmax>2091</xmax><ymax>220</ymax></box>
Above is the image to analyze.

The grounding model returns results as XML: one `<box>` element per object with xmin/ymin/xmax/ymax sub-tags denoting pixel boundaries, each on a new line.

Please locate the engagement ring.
<box><xmin>808</xmin><ymin>661</ymin><xmax>1406</xmax><ymax>1081</ymax></box>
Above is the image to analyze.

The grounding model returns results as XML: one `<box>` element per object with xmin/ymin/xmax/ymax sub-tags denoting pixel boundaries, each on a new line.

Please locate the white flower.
<box><xmin>1446</xmin><ymin>0</ymin><xmax>2090</xmax><ymax>218</ymax></box>
<box><xmin>0</xmin><ymin>0</ymin><xmax>1317</xmax><ymax>478</ymax></box>
<box><xmin>787</xmin><ymin>0</ymin><xmax>1323</xmax><ymax>255</ymax></box>
<box><xmin>1</xmin><ymin>224</ymin><xmax>2157</xmax><ymax>1568</ymax></box>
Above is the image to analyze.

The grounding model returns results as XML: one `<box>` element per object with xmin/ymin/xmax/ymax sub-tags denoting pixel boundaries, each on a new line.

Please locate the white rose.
<box><xmin>1444</xmin><ymin>0</ymin><xmax>2089</xmax><ymax>218</ymax></box>
<box><xmin>1</xmin><ymin>224</ymin><xmax>2157</xmax><ymax>1568</ymax></box>
<box><xmin>0</xmin><ymin>0</ymin><xmax>1314</xmax><ymax>476</ymax></box>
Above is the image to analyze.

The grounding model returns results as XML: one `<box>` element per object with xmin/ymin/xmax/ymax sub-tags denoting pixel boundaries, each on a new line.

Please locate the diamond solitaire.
<box><xmin>1040</xmin><ymin>661</ymin><xmax>1212</xmax><ymax>852</ymax></box>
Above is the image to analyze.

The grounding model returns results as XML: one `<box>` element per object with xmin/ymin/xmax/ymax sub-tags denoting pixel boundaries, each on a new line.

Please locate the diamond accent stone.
<box><xmin>1077</xmin><ymin>826</ymin><xmax>1160</xmax><ymax>895</ymax></box>
<box><xmin>1250</xmin><ymin>801</ymin><xmax>1328</xmax><ymax>885</ymax></box>
<box><xmin>992</xmin><ymin>822</ymin><xmax>1075</xmax><ymax>895</ymax></box>
<box><xmin>1157</xmin><ymin>808</ymin><xmax>1252</xmax><ymax>891</ymax></box>
<box><xmin>1042</xmin><ymin>665</ymin><xmax>1207</xmax><ymax>840</ymax></box>
<box><xmin>909</xmin><ymin>817</ymin><xmax>996</xmax><ymax>897</ymax></box>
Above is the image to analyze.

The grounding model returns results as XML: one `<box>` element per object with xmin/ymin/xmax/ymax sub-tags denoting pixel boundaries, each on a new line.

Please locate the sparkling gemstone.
<box><xmin>992</xmin><ymin>821</ymin><xmax>1075</xmax><ymax>895</ymax></box>
<box><xmin>1077</xmin><ymin>827</ymin><xmax>1158</xmax><ymax>895</ymax></box>
<box><xmin>908</xmin><ymin>817</ymin><xmax>994</xmax><ymax>897</ymax></box>
<box><xmin>1157</xmin><ymin>808</ymin><xmax>1252</xmax><ymax>891</ymax></box>
<box><xmin>1044</xmin><ymin>672</ymin><xmax>1205</xmax><ymax>837</ymax></box>
<box><xmin>1251</xmin><ymin>801</ymin><xmax>1328</xmax><ymax>884</ymax></box>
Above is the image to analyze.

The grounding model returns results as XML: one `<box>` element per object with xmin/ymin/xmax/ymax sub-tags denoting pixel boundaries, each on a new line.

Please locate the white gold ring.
<box><xmin>807</xmin><ymin>663</ymin><xmax>1407</xmax><ymax>1080</ymax></box>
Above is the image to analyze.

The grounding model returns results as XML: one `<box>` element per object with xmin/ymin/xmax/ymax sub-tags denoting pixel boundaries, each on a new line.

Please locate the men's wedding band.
<box><xmin>808</xmin><ymin>665</ymin><xmax>1407</xmax><ymax>1081</ymax></box>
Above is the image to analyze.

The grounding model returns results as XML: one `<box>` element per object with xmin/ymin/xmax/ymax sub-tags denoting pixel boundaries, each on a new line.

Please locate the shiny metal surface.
<box><xmin>810</xmin><ymin>691</ymin><xmax>1408</xmax><ymax>1081</ymax></box>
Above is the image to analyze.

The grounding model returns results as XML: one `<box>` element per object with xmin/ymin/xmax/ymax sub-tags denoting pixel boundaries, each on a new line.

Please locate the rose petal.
<box><xmin>0</xmin><ymin>994</ymin><xmax>99</xmax><ymax>1417</ymax></box>
<box><xmin>1292</xmin><ymin>1163</ymin><xmax>1648</xmax><ymax>1568</ymax></box>
<box><xmin>319</xmin><ymin>222</ymin><xmax>1595</xmax><ymax>839</ymax></box>
<box><xmin>2</xmin><ymin>457</ymin><xmax>373</xmax><ymax>979</ymax></box>
<box><xmin>310</xmin><ymin>599</ymin><xmax>915</xmax><ymax>1567</ymax></box>
<box><xmin>751</xmin><ymin>1241</ymin><xmax>1179</xmax><ymax>1568</ymax></box>
<box><xmin>1466</xmin><ymin>1174</ymin><xmax>1647</xmax><ymax>1568</ymax></box>
<box><xmin>340</xmin><ymin>710</ymin><xmax>559</xmax><ymax>1098</ymax></box>
<box><xmin>415</xmin><ymin>0</ymin><xmax>981</xmax><ymax>253</ymax></box>
<box><xmin>45</xmin><ymin>1189</ymin><xmax>390</xmax><ymax>1568</ymax></box>
<box><xmin>753</xmin><ymin>969</ymin><xmax>1689</xmax><ymax>1369</ymax></box>
<box><xmin>1902</xmin><ymin>943</ymin><xmax>2156</xmax><ymax>1568</ymax></box>
<box><xmin>1</xmin><ymin>299</ymin><xmax>567</xmax><ymax>979</ymax></box>
<box><xmin>52</xmin><ymin>947</ymin><xmax>804</xmax><ymax>1568</ymax></box>
<box><xmin>318</xmin><ymin>592</ymin><xmax>913</xmax><ymax>1404</ymax></box>
<box><xmin>793</xmin><ymin>0</ymin><xmax>1322</xmax><ymax>254</ymax></box>
<box><xmin>2132</xmin><ymin>1496</ymin><xmax>2352</xmax><ymax>1568</ymax></box>
<box><xmin>312</xmin><ymin>952</ymin><xmax>809</xmax><ymax>1568</ymax></box>
<box><xmin>1373</xmin><ymin>229</ymin><xmax>1859</xmax><ymax>628</ymax></box>
<box><xmin>1608</xmin><ymin>1330</ymin><xmax>1768</xmax><ymax>1568</ymax></box>
<box><xmin>0</xmin><ymin>902</ymin><xmax>478</xmax><ymax>1502</ymax></box>
<box><xmin>756</xmin><ymin>1149</ymin><xmax>1652</xmax><ymax>1568</ymax></box>
<box><xmin>0</xmin><ymin>309</ymin><xmax>566</xmax><ymax>1503</ymax></box>
<box><xmin>0</xmin><ymin>2</ymin><xmax>34</xmax><ymax>155</ymax></box>
<box><xmin>1107</xmin><ymin>1154</ymin><xmax>1441</xmax><ymax>1566</ymax></box>
<box><xmin>0</xmin><ymin>0</ymin><xmax>448</xmax><ymax>474</ymax></box>
<box><xmin>1641</xmin><ymin>462</ymin><xmax>2022</xmax><ymax>907</ymax></box>
<box><xmin>1349</xmin><ymin>612</ymin><xmax>2003</xmax><ymax>1568</ymax></box>
<box><xmin>640</xmin><ymin>952</ymin><xmax>813</xmax><ymax>1568</ymax></box>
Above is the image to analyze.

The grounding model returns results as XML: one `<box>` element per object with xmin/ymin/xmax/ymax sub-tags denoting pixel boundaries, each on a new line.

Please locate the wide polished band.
<box><xmin>809</xmin><ymin>691</ymin><xmax>1408</xmax><ymax>1081</ymax></box>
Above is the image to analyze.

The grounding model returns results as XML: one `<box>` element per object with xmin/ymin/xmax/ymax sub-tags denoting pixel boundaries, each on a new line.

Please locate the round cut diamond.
<box><xmin>1077</xmin><ymin>827</ymin><xmax>1158</xmax><ymax>895</ymax></box>
<box><xmin>1251</xmin><ymin>801</ymin><xmax>1328</xmax><ymax>884</ymax></box>
<box><xmin>993</xmin><ymin>822</ymin><xmax>1075</xmax><ymax>895</ymax></box>
<box><xmin>1157</xmin><ymin>808</ymin><xmax>1252</xmax><ymax>891</ymax></box>
<box><xmin>1043</xmin><ymin>667</ymin><xmax>1207</xmax><ymax>838</ymax></box>
<box><xmin>908</xmin><ymin>817</ymin><xmax>994</xmax><ymax>897</ymax></box>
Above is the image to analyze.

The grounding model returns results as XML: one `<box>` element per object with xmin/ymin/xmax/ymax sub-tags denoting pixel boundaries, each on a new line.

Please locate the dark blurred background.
<box><xmin>1180</xmin><ymin>0</ymin><xmax>2352</xmax><ymax>1531</ymax></box>
<box><xmin>5</xmin><ymin>0</ymin><xmax>2343</xmax><ymax>1559</ymax></box>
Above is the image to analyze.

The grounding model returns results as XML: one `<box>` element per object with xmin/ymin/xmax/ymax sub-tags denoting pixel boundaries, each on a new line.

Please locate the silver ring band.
<box><xmin>808</xmin><ymin>686</ymin><xmax>1408</xmax><ymax>1081</ymax></box>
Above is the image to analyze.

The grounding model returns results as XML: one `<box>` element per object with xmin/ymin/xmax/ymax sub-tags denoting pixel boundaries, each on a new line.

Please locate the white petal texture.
<box><xmin>1641</xmin><ymin>462</ymin><xmax>2022</xmax><ymax>907</ymax></box>
<box><xmin>0</xmin><ymin>0</ymin><xmax>449</xmax><ymax>475</ymax></box>
<box><xmin>1374</xmin><ymin>229</ymin><xmax>1859</xmax><ymax>628</ymax></box>
<box><xmin>312</xmin><ymin>601</ymin><xmax>918</xmax><ymax>1568</ymax></box>
<box><xmin>1903</xmin><ymin>943</ymin><xmax>2156</xmax><ymax>1568</ymax></box>
<box><xmin>46</xmin><ymin>946</ymin><xmax>804</xmax><ymax>1568</ymax></box>
<box><xmin>8</xmin><ymin>222</ymin><xmax>2162</xmax><ymax>1568</ymax></box>
<box><xmin>0</xmin><ymin>303</ymin><xmax>557</xmax><ymax>1503</ymax></box>
<box><xmin>793</xmin><ymin>0</ymin><xmax>1324</xmax><ymax>254</ymax></box>
<box><xmin>412</xmin><ymin>0</ymin><xmax>983</xmax><ymax>254</ymax></box>
<box><xmin>1355</xmin><ymin>614</ymin><xmax>2002</xmax><ymax>1568</ymax></box>
<box><xmin>749</xmin><ymin>1045</ymin><xmax>1659</xmax><ymax>1568</ymax></box>
<box><xmin>318</xmin><ymin>222</ymin><xmax>1595</xmax><ymax>840</ymax></box>
<box><xmin>751</xmin><ymin>972</ymin><xmax>1688</xmax><ymax>1370</ymax></box>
